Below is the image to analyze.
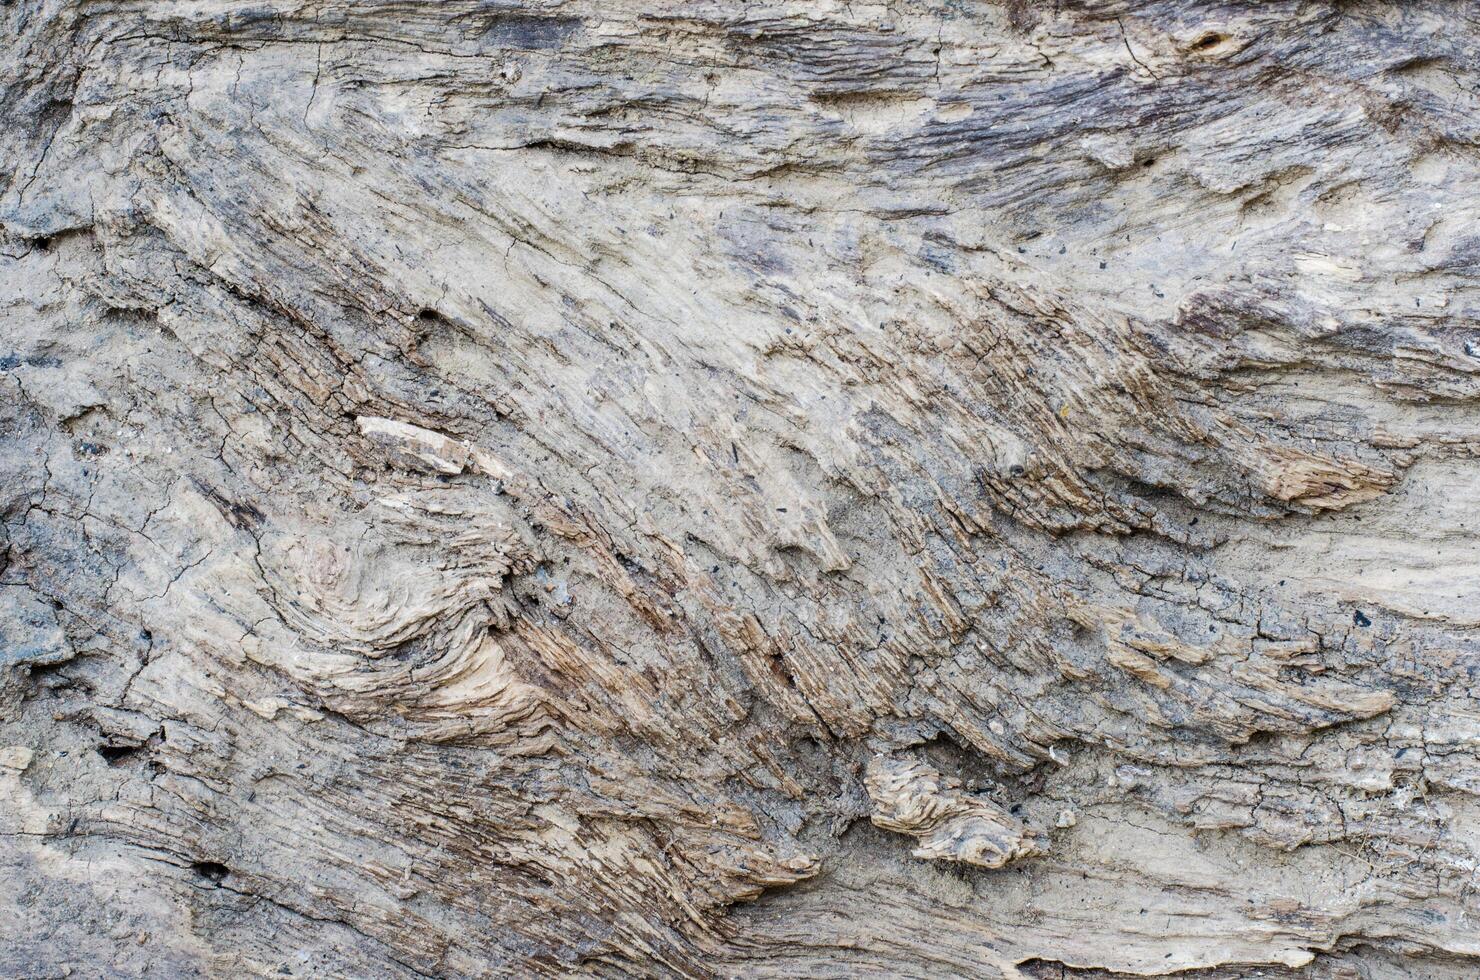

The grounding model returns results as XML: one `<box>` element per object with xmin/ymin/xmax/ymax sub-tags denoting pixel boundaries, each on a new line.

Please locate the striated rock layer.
<box><xmin>3</xmin><ymin>0</ymin><xmax>1479</xmax><ymax>975</ymax></box>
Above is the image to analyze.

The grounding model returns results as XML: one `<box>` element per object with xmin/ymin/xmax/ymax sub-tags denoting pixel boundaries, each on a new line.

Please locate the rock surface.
<box><xmin>3</xmin><ymin>0</ymin><xmax>1480</xmax><ymax>976</ymax></box>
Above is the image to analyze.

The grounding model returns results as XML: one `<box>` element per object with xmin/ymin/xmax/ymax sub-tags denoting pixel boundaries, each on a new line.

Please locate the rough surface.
<box><xmin>3</xmin><ymin>0</ymin><xmax>1480</xmax><ymax>976</ymax></box>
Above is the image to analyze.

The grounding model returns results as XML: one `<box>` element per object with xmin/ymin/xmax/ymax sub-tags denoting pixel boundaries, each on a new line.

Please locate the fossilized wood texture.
<box><xmin>3</xmin><ymin>0</ymin><xmax>1480</xmax><ymax>976</ymax></box>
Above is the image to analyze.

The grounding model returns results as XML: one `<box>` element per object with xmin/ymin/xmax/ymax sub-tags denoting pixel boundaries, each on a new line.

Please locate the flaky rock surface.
<box><xmin>3</xmin><ymin>1</ymin><xmax>1480</xmax><ymax>976</ymax></box>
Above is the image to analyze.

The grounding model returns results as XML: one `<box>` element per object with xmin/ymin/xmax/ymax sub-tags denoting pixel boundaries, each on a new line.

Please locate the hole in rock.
<box><xmin>97</xmin><ymin>743</ymin><xmax>142</xmax><ymax>764</ymax></box>
<box><xmin>190</xmin><ymin>861</ymin><xmax>230</xmax><ymax>883</ymax></box>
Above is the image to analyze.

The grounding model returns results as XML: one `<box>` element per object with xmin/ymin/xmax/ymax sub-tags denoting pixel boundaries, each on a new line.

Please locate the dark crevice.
<box><xmin>190</xmin><ymin>860</ymin><xmax>231</xmax><ymax>883</ymax></box>
<box><xmin>97</xmin><ymin>743</ymin><xmax>142</xmax><ymax>764</ymax></box>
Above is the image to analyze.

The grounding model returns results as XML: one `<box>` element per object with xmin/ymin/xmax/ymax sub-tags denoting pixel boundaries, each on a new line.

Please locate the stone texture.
<box><xmin>3</xmin><ymin>0</ymin><xmax>1480</xmax><ymax>976</ymax></box>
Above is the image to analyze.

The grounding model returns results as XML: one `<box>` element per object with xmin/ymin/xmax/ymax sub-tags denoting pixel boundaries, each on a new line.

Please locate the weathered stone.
<box><xmin>3</xmin><ymin>0</ymin><xmax>1479</xmax><ymax>976</ymax></box>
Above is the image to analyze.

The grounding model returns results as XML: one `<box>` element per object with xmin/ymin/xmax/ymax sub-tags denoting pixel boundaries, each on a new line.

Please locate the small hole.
<box><xmin>1141</xmin><ymin>157</ymin><xmax>1156</xmax><ymax>168</ymax></box>
<box><xmin>190</xmin><ymin>860</ymin><xmax>230</xmax><ymax>882</ymax></box>
<box><xmin>416</xmin><ymin>308</ymin><xmax>441</xmax><ymax>323</ymax></box>
<box><xmin>1193</xmin><ymin>32</ymin><xmax>1225</xmax><ymax>51</ymax></box>
<box><xmin>98</xmin><ymin>743</ymin><xmax>141</xmax><ymax>764</ymax></box>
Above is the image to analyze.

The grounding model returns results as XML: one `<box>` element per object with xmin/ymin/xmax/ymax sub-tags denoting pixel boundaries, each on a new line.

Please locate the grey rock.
<box><xmin>3</xmin><ymin>0</ymin><xmax>1479</xmax><ymax>976</ymax></box>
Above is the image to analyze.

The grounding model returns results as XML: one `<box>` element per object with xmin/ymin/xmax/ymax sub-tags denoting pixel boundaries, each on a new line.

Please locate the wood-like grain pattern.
<box><xmin>3</xmin><ymin>1</ymin><xmax>1479</xmax><ymax>975</ymax></box>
